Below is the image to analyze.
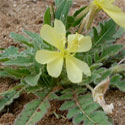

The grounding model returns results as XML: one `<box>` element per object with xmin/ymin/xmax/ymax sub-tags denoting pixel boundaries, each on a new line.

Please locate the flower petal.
<box><xmin>66</xmin><ymin>56</ymin><xmax>91</xmax><ymax>83</ymax></box>
<box><xmin>54</xmin><ymin>20</ymin><xmax>66</xmax><ymax>49</ymax></box>
<box><xmin>98</xmin><ymin>1</ymin><xmax>125</xmax><ymax>28</ymax></box>
<box><xmin>40</xmin><ymin>24</ymin><xmax>60</xmax><ymax>48</ymax></box>
<box><xmin>67</xmin><ymin>34</ymin><xmax>92</xmax><ymax>53</ymax></box>
<box><xmin>47</xmin><ymin>56</ymin><xmax>63</xmax><ymax>77</ymax></box>
<box><xmin>54</xmin><ymin>19</ymin><xmax>66</xmax><ymax>34</ymax></box>
<box><xmin>77</xmin><ymin>36</ymin><xmax>92</xmax><ymax>52</ymax></box>
<box><xmin>35</xmin><ymin>50</ymin><xmax>61</xmax><ymax>64</ymax></box>
<box><xmin>40</xmin><ymin>20</ymin><xmax>66</xmax><ymax>50</ymax></box>
<box><xmin>67</xmin><ymin>34</ymin><xmax>79</xmax><ymax>52</ymax></box>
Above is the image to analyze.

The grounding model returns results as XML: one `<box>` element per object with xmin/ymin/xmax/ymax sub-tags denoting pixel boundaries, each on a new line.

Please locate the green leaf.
<box><xmin>99</xmin><ymin>44</ymin><xmax>123</xmax><ymax>62</ymax></box>
<box><xmin>55</xmin><ymin>0</ymin><xmax>62</xmax><ymax>7</ymax></box>
<box><xmin>84</xmin><ymin>111</ymin><xmax>112</xmax><ymax>125</ymax></box>
<box><xmin>24</xmin><ymin>71</ymin><xmax>41</xmax><ymax>86</ymax></box>
<box><xmin>73</xmin><ymin>113</ymin><xmax>85</xmax><ymax>124</ymax></box>
<box><xmin>73</xmin><ymin>6</ymin><xmax>87</xmax><ymax>17</ymax></box>
<box><xmin>84</xmin><ymin>55</ymin><xmax>92</xmax><ymax>66</ymax></box>
<box><xmin>26</xmin><ymin>85</ymin><xmax>43</xmax><ymax>94</ymax></box>
<box><xmin>48</xmin><ymin>93</ymin><xmax>59</xmax><ymax>100</ymax></box>
<box><xmin>61</xmin><ymin>88</ymin><xmax>73</xmax><ymax>94</ymax></box>
<box><xmin>10</xmin><ymin>32</ymin><xmax>33</xmax><ymax>47</ymax></box>
<box><xmin>15</xmin><ymin>99</ymin><xmax>50</xmax><ymax>125</ymax></box>
<box><xmin>0</xmin><ymin>46</ymin><xmax>19</xmax><ymax>62</ymax></box>
<box><xmin>55</xmin><ymin>0</ymin><xmax>66</xmax><ymax>19</ymax></box>
<box><xmin>66</xmin><ymin>16</ymin><xmax>74</xmax><ymax>29</ymax></box>
<box><xmin>5</xmin><ymin>67</ymin><xmax>30</xmax><ymax>79</ymax></box>
<box><xmin>71</xmin><ymin>6</ymin><xmax>87</xmax><ymax>28</ymax></box>
<box><xmin>0</xmin><ymin>70</ymin><xmax>10</xmax><ymax>78</ymax></box>
<box><xmin>0</xmin><ymin>48</ymin><xmax>4</xmax><ymax>50</ymax></box>
<box><xmin>55</xmin><ymin>0</ymin><xmax>72</xmax><ymax>24</ymax></box>
<box><xmin>94</xmin><ymin>50</ymin><xmax>100</xmax><ymax>62</ymax></box>
<box><xmin>60</xmin><ymin>100</ymin><xmax>75</xmax><ymax>110</ymax></box>
<box><xmin>92</xmin><ymin>19</ymin><xmax>117</xmax><ymax>47</ymax></box>
<box><xmin>44</xmin><ymin>7</ymin><xmax>51</xmax><ymax>25</ymax></box>
<box><xmin>15</xmin><ymin>90</ymin><xmax>51</xmax><ymax>125</ymax></box>
<box><xmin>113</xmin><ymin>27</ymin><xmax>125</xmax><ymax>40</ymax></box>
<box><xmin>111</xmin><ymin>74</ymin><xmax>125</xmax><ymax>92</ymax></box>
<box><xmin>0</xmin><ymin>88</ymin><xmax>24</xmax><ymax>111</ymax></box>
<box><xmin>60</xmin><ymin>88</ymin><xmax>112</xmax><ymax>124</ymax></box>
<box><xmin>90</xmin><ymin>63</ymin><xmax>103</xmax><ymax>71</ymax></box>
<box><xmin>1</xmin><ymin>46</ymin><xmax>18</xmax><ymax>58</ymax></box>
<box><xmin>94</xmin><ymin>69</ymin><xmax>112</xmax><ymax>84</ymax></box>
<box><xmin>23</xmin><ymin>30</ymin><xmax>49</xmax><ymax>49</ymax></box>
<box><xmin>4</xmin><ymin>56</ymin><xmax>33</xmax><ymax>66</ymax></box>
<box><xmin>67</xmin><ymin>107</ymin><xmax>80</xmax><ymax>119</ymax></box>
<box><xmin>59</xmin><ymin>93</ymin><xmax>73</xmax><ymax>100</ymax></box>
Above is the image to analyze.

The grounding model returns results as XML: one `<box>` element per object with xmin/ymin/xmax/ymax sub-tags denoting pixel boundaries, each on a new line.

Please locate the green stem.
<box><xmin>73</xmin><ymin>90</ymin><xmax>96</xmax><ymax>124</ymax></box>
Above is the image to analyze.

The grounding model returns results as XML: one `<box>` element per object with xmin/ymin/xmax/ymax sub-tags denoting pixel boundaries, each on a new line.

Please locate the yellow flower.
<box><xmin>93</xmin><ymin>0</ymin><xmax>125</xmax><ymax>28</ymax></box>
<box><xmin>35</xmin><ymin>19</ymin><xmax>92</xmax><ymax>83</ymax></box>
<box><xmin>77</xmin><ymin>0</ymin><xmax>125</xmax><ymax>32</ymax></box>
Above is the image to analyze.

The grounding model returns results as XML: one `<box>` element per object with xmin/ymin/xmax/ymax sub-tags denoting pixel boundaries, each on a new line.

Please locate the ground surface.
<box><xmin>0</xmin><ymin>0</ymin><xmax>125</xmax><ymax>125</ymax></box>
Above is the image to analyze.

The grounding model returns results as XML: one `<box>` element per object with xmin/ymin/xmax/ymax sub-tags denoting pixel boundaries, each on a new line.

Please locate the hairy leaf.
<box><xmin>0</xmin><ymin>70</ymin><xmax>10</xmax><ymax>78</ymax></box>
<box><xmin>10</xmin><ymin>32</ymin><xmax>33</xmax><ymax>47</ymax></box>
<box><xmin>4</xmin><ymin>67</ymin><xmax>30</xmax><ymax>79</ymax></box>
<box><xmin>15</xmin><ymin>89</ymin><xmax>53</xmax><ymax>125</ymax></box>
<box><xmin>23</xmin><ymin>30</ymin><xmax>49</xmax><ymax>49</ymax></box>
<box><xmin>0</xmin><ymin>46</ymin><xmax>19</xmax><ymax>62</ymax></box>
<box><xmin>60</xmin><ymin>88</ymin><xmax>112</xmax><ymax>124</ymax></box>
<box><xmin>4</xmin><ymin>56</ymin><xmax>33</xmax><ymax>66</ymax></box>
<box><xmin>111</xmin><ymin>74</ymin><xmax>125</xmax><ymax>92</ymax></box>
<box><xmin>55</xmin><ymin>0</ymin><xmax>72</xmax><ymax>24</ymax></box>
<box><xmin>92</xmin><ymin>19</ymin><xmax>116</xmax><ymax>47</ymax></box>
<box><xmin>98</xmin><ymin>44</ymin><xmax>123</xmax><ymax>62</ymax></box>
<box><xmin>24</xmin><ymin>71</ymin><xmax>41</xmax><ymax>86</ymax></box>
<box><xmin>0</xmin><ymin>88</ymin><xmax>24</xmax><ymax>111</ymax></box>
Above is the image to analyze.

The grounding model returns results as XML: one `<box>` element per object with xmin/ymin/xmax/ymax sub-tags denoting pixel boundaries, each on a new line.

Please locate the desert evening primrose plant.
<box><xmin>0</xmin><ymin>0</ymin><xmax>125</xmax><ymax>125</ymax></box>
<box><xmin>77</xmin><ymin>0</ymin><xmax>125</xmax><ymax>32</ymax></box>
<box><xmin>35</xmin><ymin>19</ymin><xmax>92</xmax><ymax>83</ymax></box>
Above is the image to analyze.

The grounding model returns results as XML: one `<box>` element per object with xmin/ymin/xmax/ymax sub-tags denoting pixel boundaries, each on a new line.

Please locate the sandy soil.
<box><xmin>0</xmin><ymin>0</ymin><xmax>125</xmax><ymax>125</ymax></box>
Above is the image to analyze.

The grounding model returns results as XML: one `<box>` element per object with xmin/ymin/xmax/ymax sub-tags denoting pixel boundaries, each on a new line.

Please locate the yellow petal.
<box><xmin>40</xmin><ymin>20</ymin><xmax>66</xmax><ymax>50</ymax></box>
<box><xmin>77</xmin><ymin>36</ymin><xmax>92</xmax><ymax>52</ymax></box>
<box><xmin>66</xmin><ymin>56</ymin><xmax>91</xmax><ymax>83</ymax></box>
<box><xmin>103</xmin><ymin>5</ymin><xmax>125</xmax><ymax>28</ymax></box>
<box><xmin>47</xmin><ymin>56</ymin><xmax>63</xmax><ymax>77</ymax></box>
<box><xmin>95</xmin><ymin>0</ymin><xmax>125</xmax><ymax>28</ymax></box>
<box><xmin>54</xmin><ymin>20</ymin><xmax>66</xmax><ymax>49</ymax></box>
<box><xmin>67</xmin><ymin>34</ymin><xmax>92</xmax><ymax>52</ymax></box>
<box><xmin>54</xmin><ymin>19</ymin><xmax>66</xmax><ymax>34</ymax></box>
<box><xmin>93</xmin><ymin>0</ymin><xmax>114</xmax><ymax>8</ymax></box>
<box><xmin>67</xmin><ymin>34</ymin><xmax>78</xmax><ymax>52</ymax></box>
<box><xmin>40</xmin><ymin>25</ymin><xmax>60</xmax><ymax>48</ymax></box>
<box><xmin>35</xmin><ymin>50</ymin><xmax>61</xmax><ymax>64</ymax></box>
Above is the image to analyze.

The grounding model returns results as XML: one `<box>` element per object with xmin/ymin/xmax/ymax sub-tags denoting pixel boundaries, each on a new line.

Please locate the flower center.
<box><xmin>60</xmin><ymin>49</ymin><xmax>70</xmax><ymax>58</ymax></box>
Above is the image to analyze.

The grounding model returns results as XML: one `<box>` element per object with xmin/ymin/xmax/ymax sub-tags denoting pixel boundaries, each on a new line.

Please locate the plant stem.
<box><xmin>73</xmin><ymin>90</ymin><xmax>96</xmax><ymax>124</ymax></box>
<box><xmin>118</xmin><ymin>58</ymin><xmax>125</xmax><ymax>64</ymax></box>
<box><xmin>85</xmin><ymin>84</ymin><xmax>94</xmax><ymax>92</ymax></box>
<box><xmin>111</xmin><ymin>64</ymin><xmax>125</xmax><ymax>73</ymax></box>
